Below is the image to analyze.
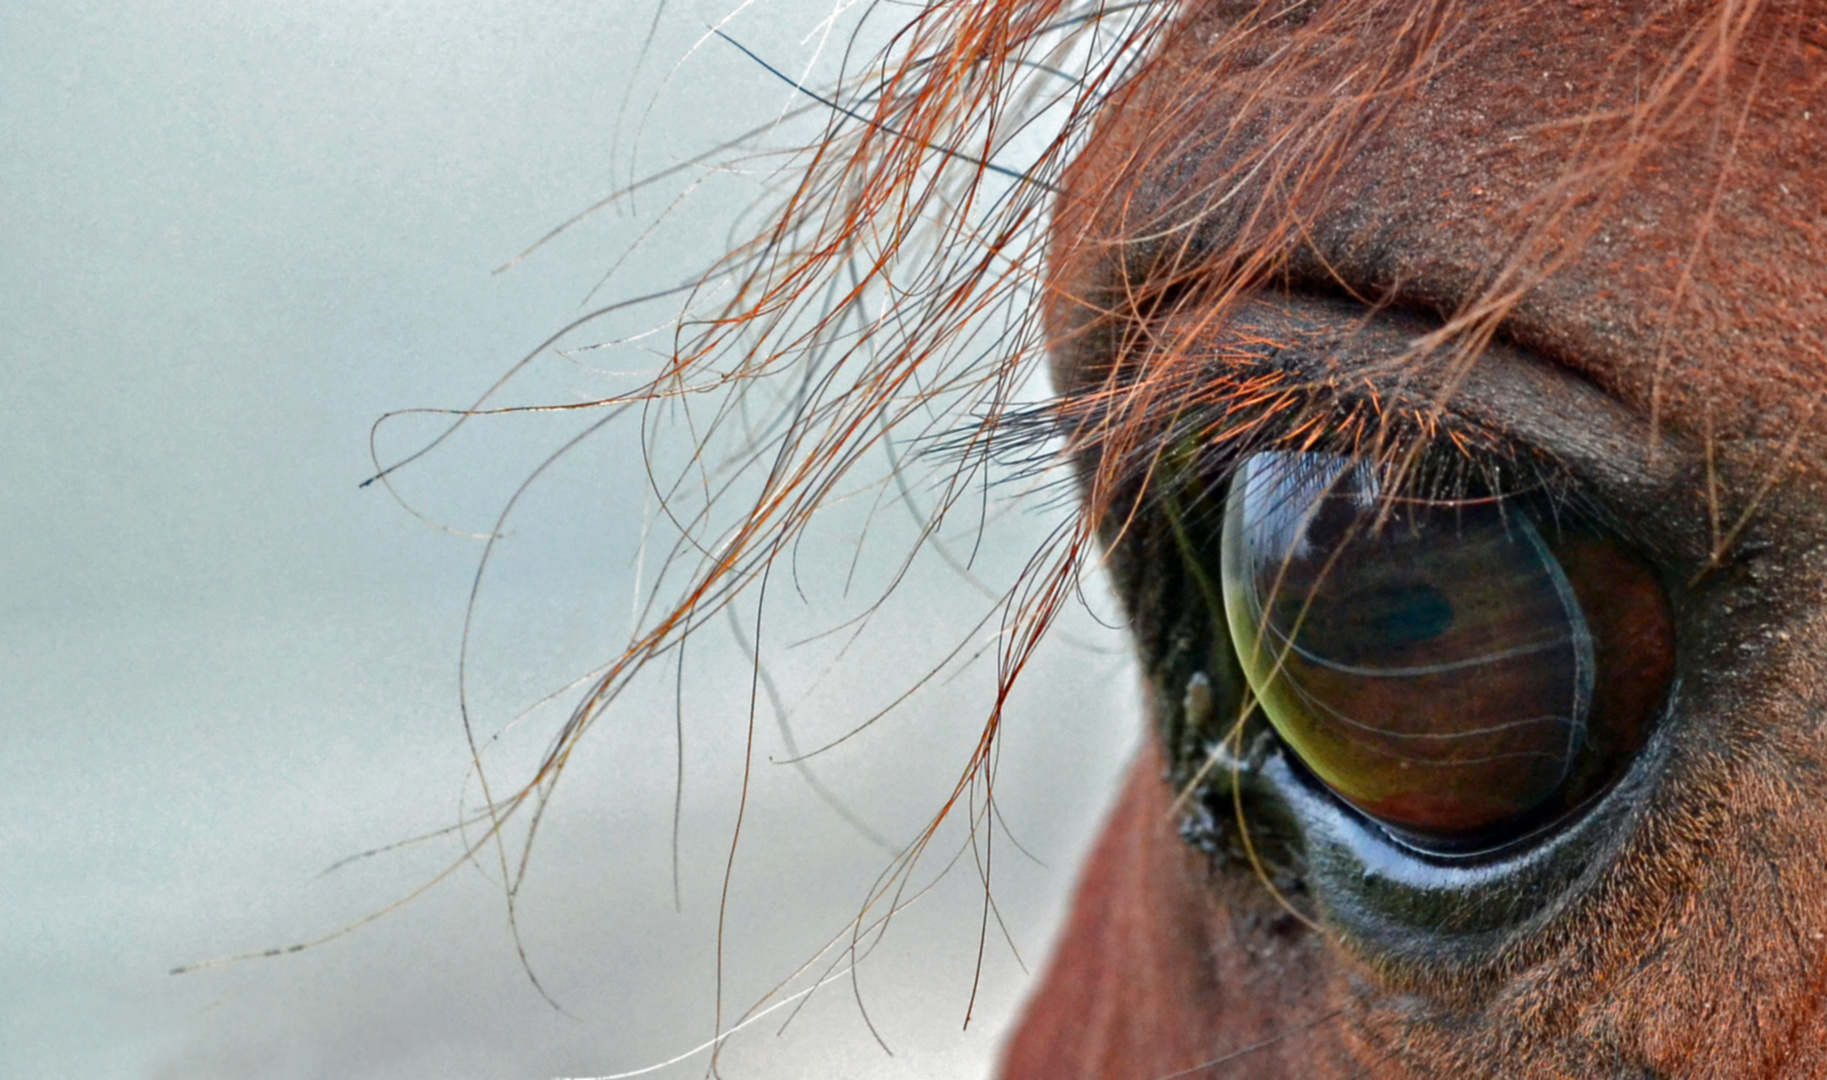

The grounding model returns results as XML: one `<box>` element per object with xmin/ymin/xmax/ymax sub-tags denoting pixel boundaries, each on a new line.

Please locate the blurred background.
<box><xmin>0</xmin><ymin>0</ymin><xmax>1140</xmax><ymax>1076</ymax></box>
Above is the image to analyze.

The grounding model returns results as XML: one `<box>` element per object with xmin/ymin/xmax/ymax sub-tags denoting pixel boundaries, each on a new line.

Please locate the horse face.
<box><xmin>1010</xmin><ymin>1</ymin><xmax>1827</xmax><ymax>1076</ymax></box>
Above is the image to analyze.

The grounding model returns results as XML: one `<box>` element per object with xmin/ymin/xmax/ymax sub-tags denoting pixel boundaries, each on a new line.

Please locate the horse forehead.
<box><xmin>1071</xmin><ymin>1</ymin><xmax>1827</xmax><ymax>443</ymax></box>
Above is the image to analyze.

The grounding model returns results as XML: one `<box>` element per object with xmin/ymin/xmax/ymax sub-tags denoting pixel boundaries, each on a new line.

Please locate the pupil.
<box><xmin>1219</xmin><ymin>451</ymin><xmax>1598</xmax><ymax>848</ymax></box>
<box><xmin>1359</xmin><ymin>583</ymin><xmax>1453</xmax><ymax>646</ymax></box>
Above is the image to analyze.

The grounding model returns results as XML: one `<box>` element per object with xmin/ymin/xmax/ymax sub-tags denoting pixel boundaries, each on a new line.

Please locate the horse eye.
<box><xmin>1219</xmin><ymin>451</ymin><xmax>1675</xmax><ymax>852</ymax></box>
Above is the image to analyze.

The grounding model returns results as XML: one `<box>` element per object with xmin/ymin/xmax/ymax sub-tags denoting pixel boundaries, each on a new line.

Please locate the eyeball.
<box><xmin>1219</xmin><ymin>451</ymin><xmax>1673</xmax><ymax>851</ymax></box>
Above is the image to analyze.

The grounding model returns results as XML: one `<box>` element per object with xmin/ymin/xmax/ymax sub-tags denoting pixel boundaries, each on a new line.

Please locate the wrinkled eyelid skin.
<box><xmin>1181</xmin><ymin>295</ymin><xmax>1709</xmax><ymax>557</ymax></box>
<box><xmin>1062</xmin><ymin>289</ymin><xmax>1717</xmax><ymax>568</ymax></box>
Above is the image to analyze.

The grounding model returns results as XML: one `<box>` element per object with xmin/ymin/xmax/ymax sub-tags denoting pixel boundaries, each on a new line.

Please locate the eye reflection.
<box><xmin>1219</xmin><ymin>451</ymin><xmax>1670</xmax><ymax>851</ymax></box>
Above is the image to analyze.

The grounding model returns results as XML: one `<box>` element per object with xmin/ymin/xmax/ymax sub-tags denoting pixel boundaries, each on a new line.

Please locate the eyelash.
<box><xmin>1068</xmin><ymin>377</ymin><xmax>1588</xmax><ymax>535</ymax></box>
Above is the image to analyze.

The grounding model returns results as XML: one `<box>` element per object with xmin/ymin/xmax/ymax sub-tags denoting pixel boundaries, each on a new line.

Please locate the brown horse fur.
<box><xmin>1003</xmin><ymin>0</ymin><xmax>1827</xmax><ymax>1076</ymax></box>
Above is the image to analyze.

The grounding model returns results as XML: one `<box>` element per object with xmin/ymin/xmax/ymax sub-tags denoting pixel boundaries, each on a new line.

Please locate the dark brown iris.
<box><xmin>1219</xmin><ymin>452</ymin><xmax>1673</xmax><ymax>850</ymax></box>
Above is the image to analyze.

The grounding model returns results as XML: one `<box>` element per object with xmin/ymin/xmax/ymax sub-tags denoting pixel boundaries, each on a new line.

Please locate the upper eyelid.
<box><xmin>1175</xmin><ymin>293</ymin><xmax>1681</xmax><ymax>494</ymax></box>
<box><xmin>1067</xmin><ymin>290</ymin><xmax>1698</xmax><ymax>553</ymax></box>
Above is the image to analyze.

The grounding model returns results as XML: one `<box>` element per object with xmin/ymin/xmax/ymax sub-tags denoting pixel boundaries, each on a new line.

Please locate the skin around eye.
<box><xmin>1219</xmin><ymin>450</ymin><xmax>1674</xmax><ymax>851</ymax></box>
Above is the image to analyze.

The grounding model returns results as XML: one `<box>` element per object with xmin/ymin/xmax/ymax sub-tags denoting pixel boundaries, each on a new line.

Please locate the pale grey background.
<box><xmin>1</xmin><ymin>0</ymin><xmax>1139</xmax><ymax>1077</ymax></box>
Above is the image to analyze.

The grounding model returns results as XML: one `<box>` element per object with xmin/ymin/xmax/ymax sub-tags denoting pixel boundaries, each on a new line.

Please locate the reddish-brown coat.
<box><xmin>1007</xmin><ymin>0</ymin><xmax>1827</xmax><ymax>1075</ymax></box>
